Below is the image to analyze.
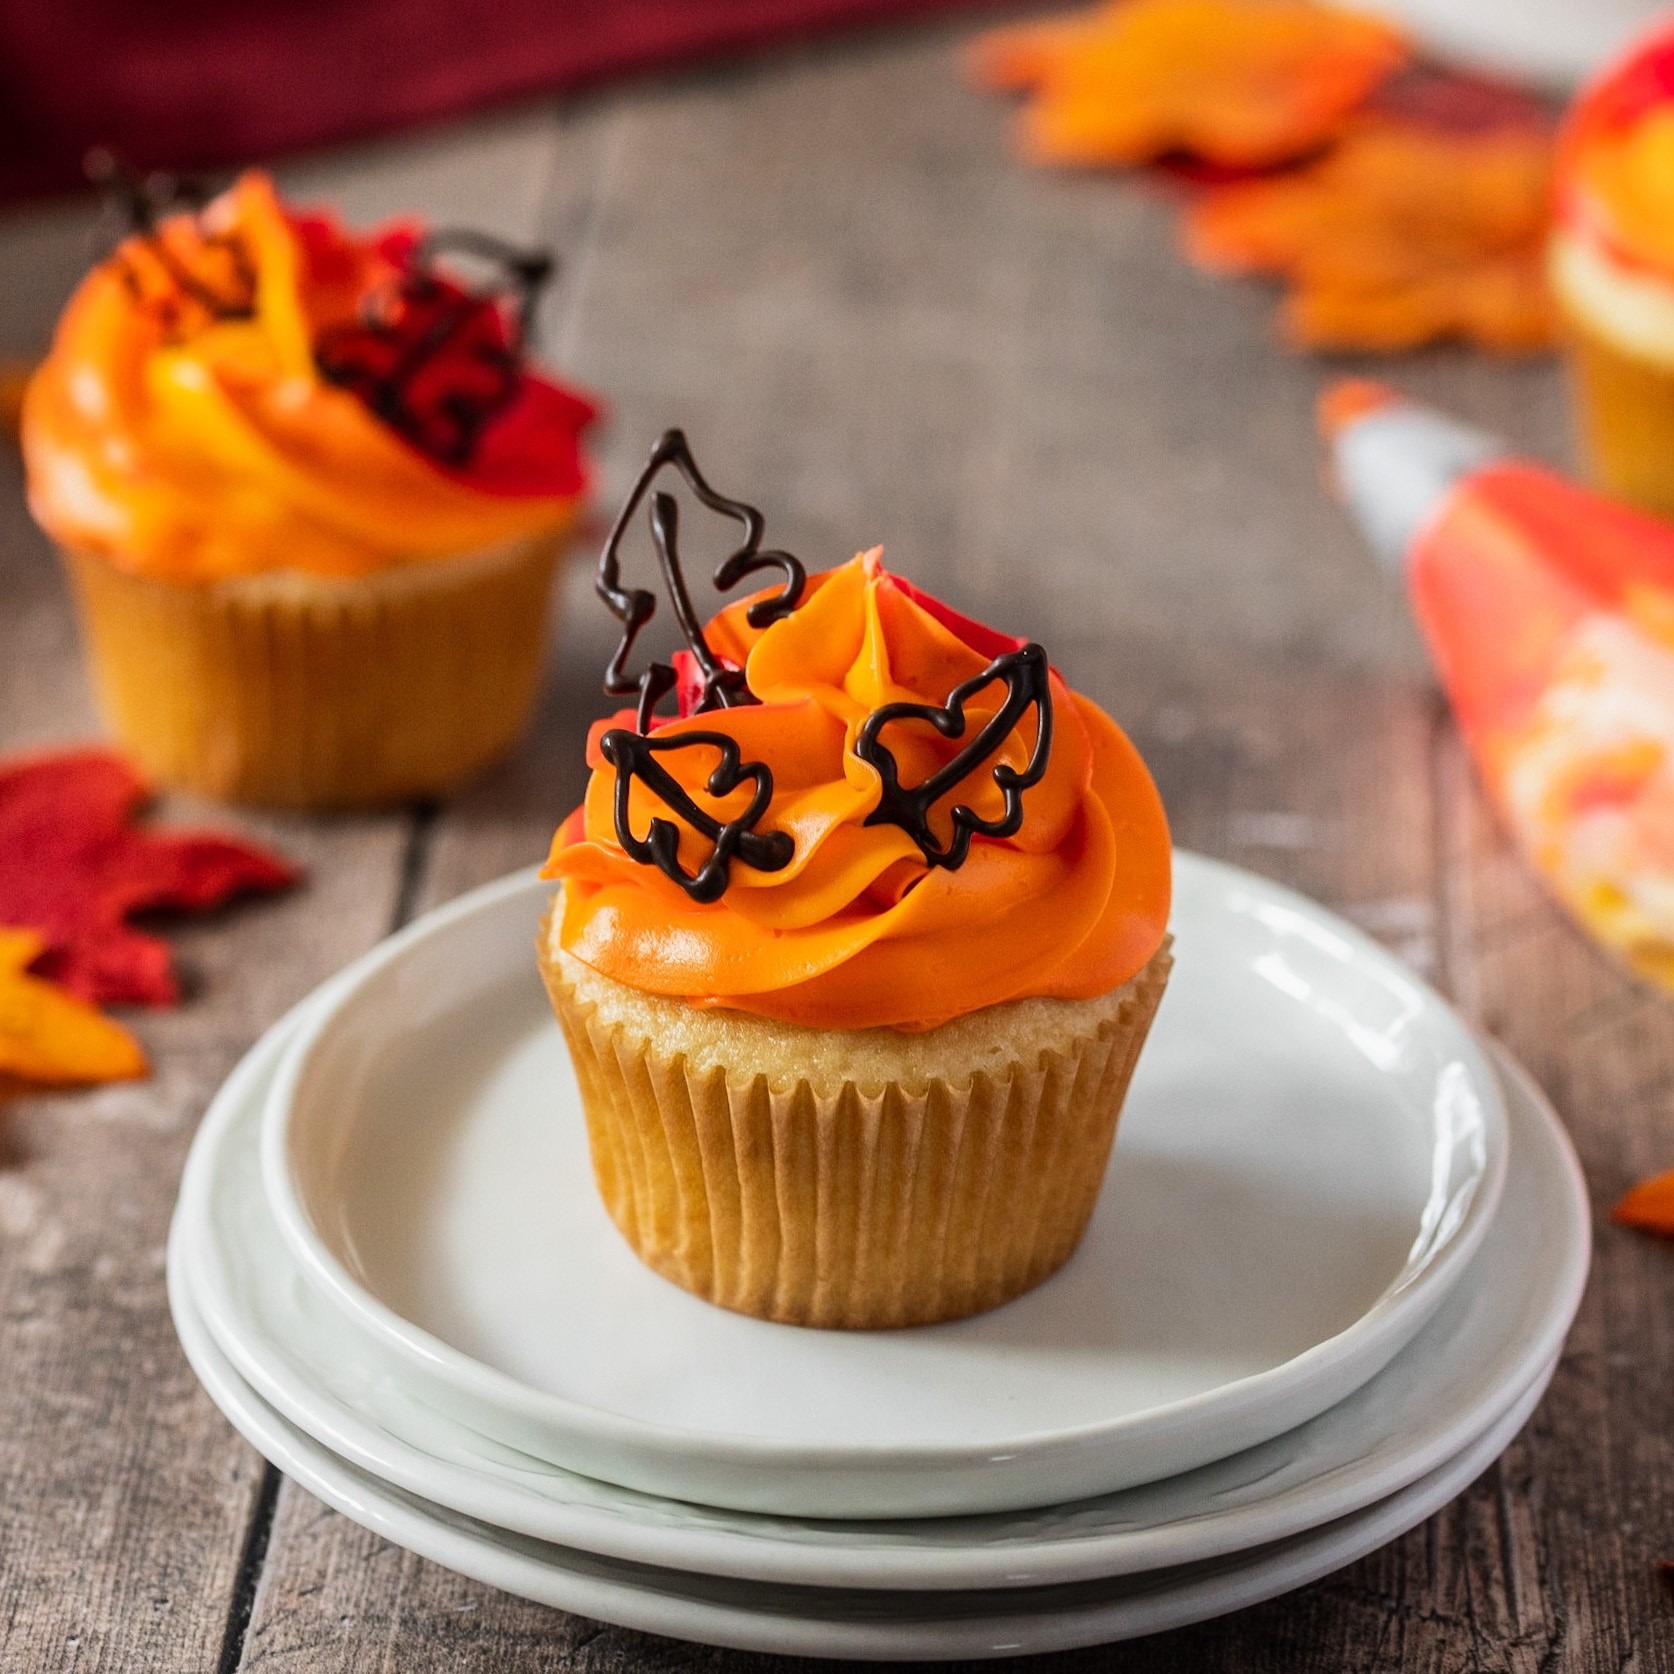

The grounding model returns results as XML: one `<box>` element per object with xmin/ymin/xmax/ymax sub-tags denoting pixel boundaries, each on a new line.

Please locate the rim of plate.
<box><xmin>167</xmin><ymin>1240</ymin><xmax>1562</xmax><ymax>1660</ymax></box>
<box><xmin>257</xmin><ymin>851</ymin><xmax>1510</xmax><ymax>1478</ymax></box>
<box><xmin>177</xmin><ymin>1020</ymin><xmax>1585</xmax><ymax>1590</ymax></box>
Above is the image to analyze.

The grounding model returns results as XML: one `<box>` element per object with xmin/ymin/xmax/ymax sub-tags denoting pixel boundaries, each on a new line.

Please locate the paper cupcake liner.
<box><xmin>61</xmin><ymin>536</ymin><xmax>562</xmax><ymax>810</ymax></box>
<box><xmin>1561</xmin><ymin>320</ymin><xmax>1674</xmax><ymax>521</ymax></box>
<box><xmin>540</xmin><ymin>944</ymin><xmax>1172</xmax><ymax>1330</ymax></box>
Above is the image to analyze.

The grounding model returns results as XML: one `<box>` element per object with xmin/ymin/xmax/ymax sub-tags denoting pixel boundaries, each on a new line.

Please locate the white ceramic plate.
<box><xmin>1367</xmin><ymin>0</ymin><xmax>1663</xmax><ymax>86</ymax></box>
<box><xmin>170</xmin><ymin>1260</ymin><xmax>1558</xmax><ymax>1661</ymax></box>
<box><xmin>180</xmin><ymin>1018</ymin><xmax>1586</xmax><ymax>1590</ymax></box>
<box><xmin>259</xmin><ymin>853</ymin><xmax>1508</xmax><ymax>1518</ymax></box>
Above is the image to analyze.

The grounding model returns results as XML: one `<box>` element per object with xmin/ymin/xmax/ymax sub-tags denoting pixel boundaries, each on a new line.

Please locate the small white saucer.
<box><xmin>258</xmin><ymin>854</ymin><xmax>1507</xmax><ymax>1518</ymax></box>
<box><xmin>169</xmin><ymin>1259</ymin><xmax>1558</xmax><ymax>1660</ymax></box>
<box><xmin>259</xmin><ymin>853</ymin><xmax>1507</xmax><ymax>1518</ymax></box>
<box><xmin>177</xmin><ymin>1016</ymin><xmax>1586</xmax><ymax>1590</ymax></box>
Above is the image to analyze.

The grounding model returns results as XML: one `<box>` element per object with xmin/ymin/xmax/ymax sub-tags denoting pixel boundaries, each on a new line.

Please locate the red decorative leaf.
<box><xmin>0</xmin><ymin>747</ymin><xmax>300</xmax><ymax>1006</ymax></box>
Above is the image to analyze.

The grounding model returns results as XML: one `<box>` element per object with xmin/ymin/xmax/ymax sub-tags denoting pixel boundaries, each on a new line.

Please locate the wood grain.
<box><xmin>0</xmin><ymin>9</ymin><xmax>1670</xmax><ymax>1671</ymax></box>
<box><xmin>1432</xmin><ymin>732</ymin><xmax>1674</xmax><ymax>1671</ymax></box>
<box><xmin>0</xmin><ymin>452</ymin><xmax>414</xmax><ymax>1671</ymax></box>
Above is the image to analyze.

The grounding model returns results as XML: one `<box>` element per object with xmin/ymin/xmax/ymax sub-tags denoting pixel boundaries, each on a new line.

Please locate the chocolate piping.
<box><xmin>598</xmin><ymin>728</ymin><xmax>794</xmax><ymax>904</ymax></box>
<box><xmin>594</xmin><ymin>431</ymin><xmax>806</xmax><ymax>899</ymax></box>
<box><xmin>314</xmin><ymin>230</ymin><xmax>552</xmax><ymax>468</ymax></box>
<box><xmin>855</xmin><ymin>642</ymin><xmax>1054</xmax><ymax>870</ymax></box>
<box><xmin>591</xmin><ymin>434</ymin><xmax>1051</xmax><ymax>898</ymax></box>
<box><xmin>597</xmin><ymin>429</ymin><xmax>806</xmax><ymax>734</ymax></box>
<box><xmin>86</xmin><ymin>151</ymin><xmax>256</xmax><ymax>328</ymax></box>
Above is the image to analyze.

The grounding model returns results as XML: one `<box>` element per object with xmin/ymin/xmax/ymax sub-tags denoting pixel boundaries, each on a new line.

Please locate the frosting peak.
<box><xmin>23</xmin><ymin>171</ymin><xmax>597</xmax><ymax>581</ymax></box>
<box><xmin>1559</xmin><ymin>27</ymin><xmax>1674</xmax><ymax>278</ymax></box>
<box><xmin>544</xmin><ymin>551</ymin><xmax>1171</xmax><ymax>1031</ymax></box>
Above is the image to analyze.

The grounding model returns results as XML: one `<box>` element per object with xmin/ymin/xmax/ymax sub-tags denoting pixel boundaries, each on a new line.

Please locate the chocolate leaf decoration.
<box><xmin>599</xmin><ymin>727</ymin><xmax>794</xmax><ymax>904</ymax></box>
<box><xmin>597</xmin><ymin>429</ymin><xmax>806</xmax><ymax>733</ymax></box>
<box><xmin>86</xmin><ymin>150</ymin><xmax>256</xmax><ymax>330</ymax></box>
<box><xmin>315</xmin><ymin>229</ymin><xmax>552</xmax><ymax>468</ymax></box>
<box><xmin>856</xmin><ymin>642</ymin><xmax>1054</xmax><ymax>870</ymax></box>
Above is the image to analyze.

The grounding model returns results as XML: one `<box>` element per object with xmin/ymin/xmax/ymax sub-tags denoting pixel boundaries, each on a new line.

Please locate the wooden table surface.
<box><xmin>3</xmin><ymin>15</ymin><xmax>1672</xmax><ymax>1671</ymax></box>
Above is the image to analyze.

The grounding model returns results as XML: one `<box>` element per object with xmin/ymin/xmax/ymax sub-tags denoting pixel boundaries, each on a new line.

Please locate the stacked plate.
<box><xmin>168</xmin><ymin>852</ymin><xmax>1591</xmax><ymax>1659</ymax></box>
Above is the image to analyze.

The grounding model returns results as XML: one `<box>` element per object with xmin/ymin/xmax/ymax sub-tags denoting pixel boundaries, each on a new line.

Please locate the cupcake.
<box><xmin>22</xmin><ymin>169</ymin><xmax>598</xmax><ymax>809</ymax></box>
<box><xmin>1551</xmin><ymin>25</ymin><xmax>1674</xmax><ymax>520</ymax></box>
<box><xmin>539</xmin><ymin>432</ymin><xmax>1172</xmax><ymax>1329</ymax></box>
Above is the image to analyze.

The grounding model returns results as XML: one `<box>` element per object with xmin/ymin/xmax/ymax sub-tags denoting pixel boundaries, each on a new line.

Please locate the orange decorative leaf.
<box><xmin>968</xmin><ymin>0</ymin><xmax>1409</xmax><ymax>170</ymax></box>
<box><xmin>1613</xmin><ymin>1167</ymin><xmax>1674</xmax><ymax>1238</ymax></box>
<box><xmin>0</xmin><ymin>929</ymin><xmax>147</xmax><ymax>1089</ymax></box>
<box><xmin>1184</xmin><ymin>116</ymin><xmax>1557</xmax><ymax>352</ymax></box>
<box><xmin>968</xmin><ymin>9</ymin><xmax>1113</xmax><ymax>93</ymax></box>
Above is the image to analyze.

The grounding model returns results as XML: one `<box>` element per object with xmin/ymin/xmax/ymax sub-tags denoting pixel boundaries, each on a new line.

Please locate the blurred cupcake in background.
<box><xmin>1551</xmin><ymin>24</ymin><xmax>1674</xmax><ymax>521</ymax></box>
<box><xmin>22</xmin><ymin>166</ymin><xmax>598</xmax><ymax>809</ymax></box>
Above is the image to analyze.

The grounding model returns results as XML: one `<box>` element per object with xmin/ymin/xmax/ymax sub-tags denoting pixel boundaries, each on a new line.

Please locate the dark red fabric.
<box><xmin>0</xmin><ymin>0</ymin><xmax>996</xmax><ymax>205</ymax></box>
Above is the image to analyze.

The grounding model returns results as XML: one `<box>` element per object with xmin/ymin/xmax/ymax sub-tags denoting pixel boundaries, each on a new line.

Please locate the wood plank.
<box><xmin>423</xmin><ymin>8</ymin><xmax>1535</xmax><ymax>899</ymax></box>
<box><xmin>0</xmin><ymin>393</ymin><xmax>414</xmax><ymax>1673</ymax></box>
<box><xmin>274</xmin><ymin>102</ymin><xmax>570</xmax><ymax>234</ymax></box>
<box><xmin>0</xmin><ymin>197</ymin><xmax>93</xmax><ymax>361</ymax></box>
<box><xmin>1429</xmin><ymin>732</ymin><xmax>1674</xmax><ymax>1668</ymax></box>
<box><xmin>229</xmin><ymin>83</ymin><xmax>625</xmax><ymax>1673</ymax></box>
<box><xmin>220</xmin><ymin>15</ymin><xmax>1662</xmax><ymax>1671</ymax></box>
<box><xmin>0</xmin><ymin>8</ymin><xmax>1655</xmax><ymax>1670</ymax></box>
<box><xmin>0</xmin><ymin>105</ymin><xmax>581</xmax><ymax>1674</ymax></box>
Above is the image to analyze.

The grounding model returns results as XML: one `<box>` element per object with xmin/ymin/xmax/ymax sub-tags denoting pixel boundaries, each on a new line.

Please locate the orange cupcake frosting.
<box><xmin>22</xmin><ymin>171</ymin><xmax>596</xmax><ymax>582</ymax></box>
<box><xmin>544</xmin><ymin>550</ymin><xmax>1171</xmax><ymax>1031</ymax></box>
<box><xmin>1557</xmin><ymin>26</ymin><xmax>1674</xmax><ymax>277</ymax></box>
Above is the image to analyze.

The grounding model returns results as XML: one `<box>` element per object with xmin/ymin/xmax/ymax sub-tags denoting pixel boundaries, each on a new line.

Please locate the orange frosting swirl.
<box><xmin>544</xmin><ymin>551</ymin><xmax>1171</xmax><ymax>1031</ymax></box>
<box><xmin>22</xmin><ymin>172</ymin><xmax>596</xmax><ymax>582</ymax></box>
<box><xmin>1558</xmin><ymin>26</ymin><xmax>1674</xmax><ymax>277</ymax></box>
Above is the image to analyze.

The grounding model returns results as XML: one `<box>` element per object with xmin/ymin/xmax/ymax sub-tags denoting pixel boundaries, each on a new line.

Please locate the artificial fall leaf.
<box><xmin>1612</xmin><ymin>1168</ymin><xmax>1674</xmax><ymax>1239</ymax></box>
<box><xmin>968</xmin><ymin>0</ymin><xmax>1409</xmax><ymax>171</ymax></box>
<box><xmin>0</xmin><ymin>748</ymin><xmax>299</xmax><ymax>1006</ymax></box>
<box><xmin>0</xmin><ymin>928</ymin><xmax>146</xmax><ymax>1087</ymax></box>
<box><xmin>1184</xmin><ymin>117</ymin><xmax>1557</xmax><ymax>352</ymax></box>
<box><xmin>969</xmin><ymin>6</ymin><xmax>1115</xmax><ymax>93</ymax></box>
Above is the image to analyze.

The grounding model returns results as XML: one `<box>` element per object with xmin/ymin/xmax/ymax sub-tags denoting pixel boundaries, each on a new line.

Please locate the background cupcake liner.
<box><xmin>62</xmin><ymin>535</ymin><xmax>563</xmax><ymax>809</ymax></box>
<box><xmin>1561</xmin><ymin>326</ymin><xmax>1674</xmax><ymax>521</ymax></box>
<box><xmin>541</xmin><ymin>943</ymin><xmax>1172</xmax><ymax>1330</ymax></box>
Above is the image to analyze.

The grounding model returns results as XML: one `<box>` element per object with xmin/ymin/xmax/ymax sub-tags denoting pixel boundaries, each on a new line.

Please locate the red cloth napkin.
<box><xmin>0</xmin><ymin>0</ymin><xmax>996</xmax><ymax>204</ymax></box>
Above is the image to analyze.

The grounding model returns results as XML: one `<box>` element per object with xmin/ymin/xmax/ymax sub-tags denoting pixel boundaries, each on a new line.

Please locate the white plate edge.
<box><xmin>168</xmin><ymin>1244</ymin><xmax>1560</xmax><ymax>1663</ymax></box>
<box><xmin>251</xmin><ymin>853</ymin><xmax>1512</xmax><ymax>1484</ymax></box>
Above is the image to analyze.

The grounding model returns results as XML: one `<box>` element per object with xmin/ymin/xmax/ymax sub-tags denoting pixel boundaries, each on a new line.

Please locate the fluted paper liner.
<box><xmin>1561</xmin><ymin>321</ymin><xmax>1674</xmax><ymax>522</ymax></box>
<box><xmin>61</xmin><ymin>533</ymin><xmax>563</xmax><ymax>810</ymax></box>
<box><xmin>541</xmin><ymin>939</ymin><xmax>1172</xmax><ymax>1329</ymax></box>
